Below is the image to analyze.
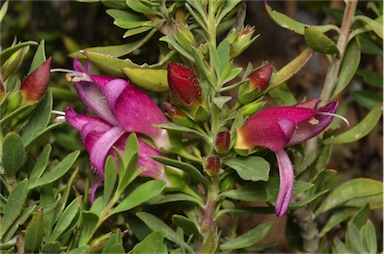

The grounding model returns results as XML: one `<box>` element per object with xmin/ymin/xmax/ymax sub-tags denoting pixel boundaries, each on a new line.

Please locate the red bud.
<box><xmin>248</xmin><ymin>62</ymin><xmax>273</xmax><ymax>91</ymax></box>
<box><xmin>167</xmin><ymin>62</ymin><xmax>201</xmax><ymax>109</ymax></box>
<box><xmin>204</xmin><ymin>155</ymin><xmax>221</xmax><ymax>176</ymax></box>
<box><xmin>215</xmin><ymin>130</ymin><xmax>231</xmax><ymax>154</ymax></box>
<box><xmin>21</xmin><ymin>57</ymin><xmax>52</xmax><ymax>103</ymax></box>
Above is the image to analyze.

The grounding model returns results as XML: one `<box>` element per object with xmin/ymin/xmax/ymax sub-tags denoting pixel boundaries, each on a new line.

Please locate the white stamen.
<box><xmin>318</xmin><ymin>112</ymin><xmax>350</xmax><ymax>127</ymax></box>
<box><xmin>52</xmin><ymin>110</ymin><xmax>66</xmax><ymax>116</ymax></box>
<box><xmin>54</xmin><ymin>116</ymin><xmax>66</xmax><ymax>123</ymax></box>
<box><xmin>50</xmin><ymin>68</ymin><xmax>92</xmax><ymax>83</ymax></box>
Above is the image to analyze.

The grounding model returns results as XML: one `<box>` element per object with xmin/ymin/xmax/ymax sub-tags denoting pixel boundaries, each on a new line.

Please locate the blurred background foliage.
<box><xmin>1</xmin><ymin>0</ymin><xmax>382</xmax><ymax>252</ymax></box>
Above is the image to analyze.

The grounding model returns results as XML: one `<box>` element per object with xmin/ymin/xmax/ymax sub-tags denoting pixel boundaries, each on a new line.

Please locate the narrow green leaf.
<box><xmin>350</xmin><ymin>90</ymin><xmax>382</xmax><ymax>110</ymax></box>
<box><xmin>172</xmin><ymin>215</ymin><xmax>200</xmax><ymax>236</ymax></box>
<box><xmin>2</xmin><ymin>132</ymin><xmax>26</xmax><ymax>177</ymax></box>
<box><xmin>323</xmin><ymin>103</ymin><xmax>382</xmax><ymax>145</ymax></box>
<box><xmin>362</xmin><ymin>220</ymin><xmax>377</xmax><ymax>254</ymax></box>
<box><xmin>2</xmin><ymin>204</ymin><xmax>35</xmax><ymax>243</ymax></box>
<box><xmin>149</xmin><ymin>193</ymin><xmax>203</xmax><ymax>205</ymax></box>
<box><xmin>29</xmin><ymin>40</ymin><xmax>46</xmax><ymax>73</ymax></box>
<box><xmin>111</xmin><ymin>180</ymin><xmax>165</xmax><ymax>216</ymax></box>
<box><xmin>102</xmin><ymin>233</ymin><xmax>125</xmax><ymax>254</ymax></box>
<box><xmin>24</xmin><ymin>210</ymin><xmax>45</xmax><ymax>253</ymax></box>
<box><xmin>78</xmin><ymin>211</ymin><xmax>99</xmax><ymax>246</ymax></box>
<box><xmin>224</xmin><ymin>156</ymin><xmax>270</xmax><ymax>182</ymax></box>
<box><xmin>151</xmin><ymin>156</ymin><xmax>208</xmax><ymax>186</ymax></box>
<box><xmin>40</xmin><ymin>184</ymin><xmax>58</xmax><ymax>239</ymax></box>
<box><xmin>29</xmin><ymin>144</ymin><xmax>52</xmax><ymax>185</ymax></box>
<box><xmin>217</xmin><ymin>39</ymin><xmax>231</xmax><ymax>76</ymax></box>
<box><xmin>331</xmin><ymin>39</ymin><xmax>361</xmax><ymax>99</ymax></box>
<box><xmin>106</xmin><ymin>9</ymin><xmax>148</xmax><ymax>29</ymax></box>
<box><xmin>265</xmin><ymin>1</ymin><xmax>339</xmax><ymax>35</ymax></box>
<box><xmin>315</xmin><ymin>178</ymin><xmax>383</xmax><ymax>216</ymax></box>
<box><xmin>129</xmin><ymin>231</ymin><xmax>167</xmax><ymax>254</ymax></box>
<box><xmin>220</xmin><ymin>221</ymin><xmax>273</xmax><ymax>250</ymax></box>
<box><xmin>50</xmin><ymin>197</ymin><xmax>80</xmax><ymax>241</ymax></box>
<box><xmin>136</xmin><ymin>212</ymin><xmax>194</xmax><ymax>253</ymax></box>
<box><xmin>104</xmin><ymin>156</ymin><xmax>117</xmax><ymax>206</ymax></box>
<box><xmin>355</xmin><ymin>15</ymin><xmax>383</xmax><ymax>39</ymax></box>
<box><xmin>117</xmin><ymin>134</ymin><xmax>139</xmax><ymax>194</ymax></box>
<box><xmin>123</xmin><ymin>26</ymin><xmax>153</xmax><ymax>38</ymax></box>
<box><xmin>0</xmin><ymin>0</ymin><xmax>9</xmax><ymax>23</ymax></box>
<box><xmin>304</xmin><ymin>26</ymin><xmax>339</xmax><ymax>54</ymax></box>
<box><xmin>0</xmin><ymin>41</ymin><xmax>38</xmax><ymax>64</ymax></box>
<box><xmin>346</xmin><ymin>222</ymin><xmax>367</xmax><ymax>253</ymax></box>
<box><xmin>42</xmin><ymin>241</ymin><xmax>61</xmax><ymax>254</ymax></box>
<box><xmin>357</xmin><ymin>69</ymin><xmax>383</xmax><ymax>88</ymax></box>
<box><xmin>0</xmin><ymin>179</ymin><xmax>29</xmax><ymax>239</ymax></box>
<box><xmin>126</xmin><ymin>0</ymin><xmax>160</xmax><ymax>14</ymax></box>
<box><xmin>21</xmin><ymin>90</ymin><xmax>52</xmax><ymax>147</ymax></box>
<box><xmin>122</xmin><ymin>67</ymin><xmax>168</xmax><ymax>92</ymax></box>
<box><xmin>267</xmin><ymin>48</ymin><xmax>314</xmax><ymax>91</ymax></box>
<box><xmin>319</xmin><ymin>207</ymin><xmax>360</xmax><ymax>237</ymax></box>
<box><xmin>28</xmin><ymin>150</ymin><xmax>80</xmax><ymax>190</ymax></box>
<box><xmin>213</xmin><ymin>96</ymin><xmax>232</xmax><ymax>109</ymax></box>
<box><xmin>333</xmin><ymin>238</ymin><xmax>352</xmax><ymax>253</ymax></box>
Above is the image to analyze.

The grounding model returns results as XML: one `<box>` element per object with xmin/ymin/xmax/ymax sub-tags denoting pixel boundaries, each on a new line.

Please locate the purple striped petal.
<box><xmin>275</xmin><ymin>149</ymin><xmax>294</xmax><ymax>217</ymax></box>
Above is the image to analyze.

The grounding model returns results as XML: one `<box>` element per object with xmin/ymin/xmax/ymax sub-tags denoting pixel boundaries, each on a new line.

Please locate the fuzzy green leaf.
<box><xmin>104</xmin><ymin>156</ymin><xmax>118</xmax><ymax>207</ymax></box>
<box><xmin>111</xmin><ymin>180</ymin><xmax>165</xmax><ymax>216</ymax></box>
<box><xmin>323</xmin><ymin>103</ymin><xmax>382</xmax><ymax>145</ymax></box>
<box><xmin>315</xmin><ymin>178</ymin><xmax>383</xmax><ymax>216</ymax></box>
<box><xmin>0</xmin><ymin>179</ymin><xmax>29</xmax><ymax>239</ymax></box>
<box><xmin>129</xmin><ymin>231</ymin><xmax>167</xmax><ymax>254</ymax></box>
<box><xmin>304</xmin><ymin>26</ymin><xmax>339</xmax><ymax>54</ymax></box>
<box><xmin>24</xmin><ymin>210</ymin><xmax>45</xmax><ymax>253</ymax></box>
<box><xmin>2</xmin><ymin>132</ymin><xmax>26</xmax><ymax>176</ymax></box>
<box><xmin>224</xmin><ymin>156</ymin><xmax>270</xmax><ymax>182</ymax></box>
<box><xmin>220</xmin><ymin>221</ymin><xmax>273</xmax><ymax>250</ymax></box>
<box><xmin>29</xmin><ymin>40</ymin><xmax>46</xmax><ymax>73</ymax></box>
<box><xmin>28</xmin><ymin>150</ymin><xmax>80</xmax><ymax>190</ymax></box>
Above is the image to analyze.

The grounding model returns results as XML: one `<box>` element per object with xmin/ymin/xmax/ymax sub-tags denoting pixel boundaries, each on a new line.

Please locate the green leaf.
<box><xmin>2</xmin><ymin>205</ymin><xmax>35</xmax><ymax>243</ymax></box>
<box><xmin>346</xmin><ymin>222</ymin><xmax>367</xmax><ymax>253</ymax></box>
<box><xmin>106</xmin><ymin>9</ymin><xmax>148</xmax><ymax>29</ymax></box>
<box><xmin>0</xmin><ymin>41</ymin><xmax>38</xmax><ymax>64</ymax></box>
<box><xmin>29</xmin><ymin>144</ymin><xmax>52</xmax><ymax>185</ymax></box>
<box><xmin>149</xmin><ymin>193</ymin><xmax>203</xmax><ymax>205</ymax></box>
<box><xmin>24</xmin><ymin>210</ymin><xmax>45</xmax><ymax>253</ymax></box>
<box><xmin>265</xmin><ymin>2</ymin><xmax>339</xmax><ymax>35</ymax></box>
<box><xmin>350</xmin><ymin>90</ymin><xmax>382</xmax><ymax>110</ymax></box>
<box><xmin>123</xmin><ymin>26</ymin><xmax>153</xmax><ymax>38</ymax></box>
<box><xmin>267</xmin><ymin>48</ymin><xmax>314</xmax><ymax>91</ymax></box>
<box><xmin>217</xmin><ymin>39</ymin><xmax>231</xmax><ymax>76</ymax></box>
<box><xmin>354</xmin><ymin>15</ymin><xmax>383</xmax><ymax>39</ymax></box>
<box><xmin>117</xmin><ymin>134</ymin><xmax>139</xmax><ymax>194</ymax></box>
<box><xmin>315</xmin><ymin>178</ymin><xmax>383</xmax><ymax>216</ymax></box>
<box><xmin>136</xmin><ymin>212</ymin><xmax>194</xmax><ymax>253</ymax></box>
<box><xmin>172</xmin><ymin>215</ymin><xmax>200</xmax><ymax>236</ymax></box>
<box><xmin>28</xmin><ymin>150</ymin><xmax>80</xmax><ymax>190</ymax></box>
<box><xmin>151</xmin><ymin>156</ymin><xmax>208</xmax><ymax>186</ymax></box>
<box><xmin>224</xmin><ymin>156</ymin><xmax>270</xmax><ymax>182</ymax></box>
<box><xmin>362</xmin><ymin>220</ymin><xmax>377</xmax><ymax>254</ymax></box>
<box><xmin>212</xmin><ymin>96</ymin><xmax>232</xmax><ymax>109</ymax></box>
<box><xmin>319</xmin><ymin>207</ymin><xmax>360</xmax><ymax>237</ymax></box>
<box><xmin>1</xmin><ymin>46</ymin><xmax>30</xmax><ymax>80</ymax></box>
<box><xmin>0</xmin><ymin>0</ymin><xmax>9</xmax><ymax>23</ymax></box>
<box><xmin>111</xmin><ymin>180</ymin><xmax>165</xmax><ymax>216</ymax></box>
<box><xmin>2</xmin><ymin>132</ymin><xmax>26</xmax><ymax>176</ymax></box>
<box><xmin>304</xmin><ymin>26</ymin><xmax>339</xmax><ymax>54</ymax></box>
<box><xmin>102</xmin><ymin>233</ymin><xmax>125</xmax><ymax>254</ymax></box>
<box><xmin>40</xmin><ymin>184</ymin><xmax>58</xmax><ymax>239</ymax></box>
<box><xmin>331</xmin><ymin>39</ymin><xmax>361</xmax><ymax>99</ymax></box>
<box><xmin>49</xmin><ymin>197</ymin><xmax>80</xmax><ymax>241</ymax></box>
<box><xmin>42</xmin><ymin>241</ymin><xmax>61</xmax><ymax>254</ymax></box>
<box><xmin>220</xmin><ymin>221</ymin><xmax>273</xmax><ymax>250</ymax></box>
<box><xmin>122</xmin><ymin>67</ymin><xmax>168</xmax><ymax>92</ymax></box>
<box><xmin>126</xmin><ymin>0</ymin><xmax>160</xmax><ymax>14</ymax></box>
<box><xmin>323</xmin><ymin>103</ymin><xmax>382</xmax><ymax>145</ymax></box>
<box><xmin>78</xmin><ymin>212</ymin><xmax>99</xmax><ymax>246</ymax></box>
<box><xmin>29</xmin><ymin>39</ymin><xmax>46</xmax><ymax>73</ymax></box>
<box><xmin>357</xmin><ymin>69</ymin><xmax>383</xmax><ymax>88</ymax></box>
<box><xmin>21</xmin><ymin>90</ymin><xmax>52</xmax><ymax>147</ymax></box>
<box><xmin>128</xmin><ymin>231</ymin><xmax>167</xmax><ymax>254</ymax></box>
<box><xmin>104</xmin><ymin>156</ymin><xmax>117</xmax><ymax>206</ymax></box>
<box><xmin>333</xmin><ymin>238</ymin><xmax>352</xmax><ymax>253</ymax></box>
<box><xmin>0</xmin><ymin>178</ymin><xmax>29</xmax><ymax>239</ymax></box>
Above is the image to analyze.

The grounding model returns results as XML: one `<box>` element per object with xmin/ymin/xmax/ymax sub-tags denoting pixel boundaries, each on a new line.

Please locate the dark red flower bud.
<box><xmin>21</xmin><ymin>57</ymin><xmax>52</xmax><ymax>103</ymax></box>
<box><xmin>248</xmin><ymin>62</ymin><xmax>273</xmax><ymax>91</ymax></box>
<box><xmin>0</xmin><ymin>81</ymin><xmax>4</xmax><ymax>100</ymax></box>
<box><xmin>215</xmin><ymin>130</ymin><xmax>231</xmax><ymax>154</ymax></box>
<box><xmin>167</xmin><ymin>62</ymin><xmax>201</xmax><ymax>110</ymax></box>
<box><xmin>204</xmin><ymin>155</ymin><xmax>221</xmax><ymax>176</ymax></box>
<box><xmin>164</xmin><ymin>102</ymin><xmax>196</xmax><ymax>128</ymax></box>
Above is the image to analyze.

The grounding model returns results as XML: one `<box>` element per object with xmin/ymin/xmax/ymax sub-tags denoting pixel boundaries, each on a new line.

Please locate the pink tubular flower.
<box><xmin>66</xmin><ymin>107</ymin><xmax>168</xmax><ymax>202</ymax></box>
<box><xmin>63</xmin><ymin>59</ymin><xmax>171</xmax><ymax>201</ymax></box>
<box><xmin>235</xmin><ymin>99</ymin><xmax>339</xmax><ymax>217</ymax></box>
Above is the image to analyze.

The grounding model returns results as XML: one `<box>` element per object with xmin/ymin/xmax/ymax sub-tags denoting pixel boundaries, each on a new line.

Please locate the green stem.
<box><xmin>319</xmin><ymin>0</ymin><xmax>358</xmax><ymax>104</ymax></box>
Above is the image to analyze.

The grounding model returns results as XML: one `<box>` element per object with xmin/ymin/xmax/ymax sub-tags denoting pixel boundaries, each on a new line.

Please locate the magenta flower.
<box><xmin>63</xmin><ymin>59</ymin><xmax>171</xmax><ymax>201</ymax></box>
<box><xmin>66</xmin><ymin>107</ymin><xmax>168</xmax><ymax>202</ymax></box>
<box><xmin>235</xmin><ymin>99</ymin><xmax>339</xmax><ymax>217</ymax></box>
<box><xmin>67</xmin><ymin>59</ymin><xmax>170</xmax><ymax>149</ymax></box>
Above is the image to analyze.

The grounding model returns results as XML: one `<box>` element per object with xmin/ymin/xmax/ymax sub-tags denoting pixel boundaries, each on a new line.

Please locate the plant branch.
<box><xmin>319</xmin><ymin>0</ymin><xmax>358</xmax><ymax>104</ymax></box>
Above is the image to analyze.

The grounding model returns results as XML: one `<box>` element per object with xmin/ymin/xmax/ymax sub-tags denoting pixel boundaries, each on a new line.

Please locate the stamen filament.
<box><xmin>318</xmin><ymin>112</ymin><xmax>350</xmax><ymax>127</ymax></box>
<box><xmin>50</xmin><ymin>68</ymin><xmax>92</xmax><ymax>83</ymax></box>
<box><xmin>52</xmin><ymin>110</ymin><xmax>66</xmax><ymax>116</ymax></box>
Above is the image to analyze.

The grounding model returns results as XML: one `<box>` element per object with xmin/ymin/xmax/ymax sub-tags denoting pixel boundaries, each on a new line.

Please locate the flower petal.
<box><xmin>89</xmin><ymin>126</ymin><xmax>126</xmax><ymax>176</ymax></box>
<box><xmin>286</xmin><ymin>101</ymin><xmax>339</xmax><ymax>146</ymax></box>
<box><xmin>275</xmin><ymin>149</ymin><xmax>294</xmax><ymax>217</ymax></box>
<box><xmin>103</xmin><ymin>79</ymin><xmax>170</xmax><ymax>148</ymax></box>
